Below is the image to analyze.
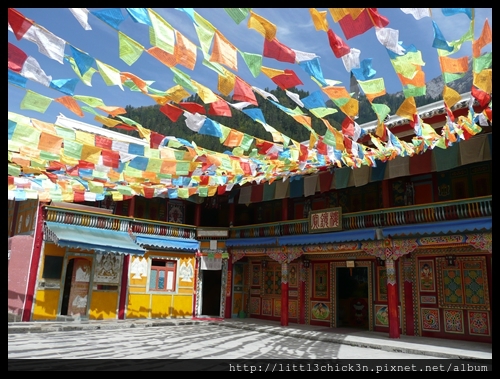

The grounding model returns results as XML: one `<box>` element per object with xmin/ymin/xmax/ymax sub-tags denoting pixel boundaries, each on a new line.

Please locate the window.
<box><xmin>42</xmin><ymin>255</ymin><xmax>63</xmax><ymax>280</ymax></box>
<box><xmin>149</xmin><ymin>259</ymin><xmax>177</xmax><ymax>292</ymax></box>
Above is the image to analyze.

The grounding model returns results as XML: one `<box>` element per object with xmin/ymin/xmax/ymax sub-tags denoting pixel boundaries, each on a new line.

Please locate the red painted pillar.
<box><xmin>118</xmin><ymin>255</ymin><xmax>130</xmax><ymax>320</ymax></box>
<box><xmin>128</xmin><ymin>197</ymin><xmax>136</xmax><ymax>218</ymax></box>
<box><xmin>403</xmin><ymin>258</ymin><xmax>415</xmax><ymax>335</ymax></box>
<box><xmin>281</xmin><ymin>262</ymin><xmax>289</xmax><ymax>326</ymax></box>
<box><xmin>381</xmin><ymin>180</ymin><xmax>391</xmax><ymax>208</ymax></box>
<box><xmin>22</xmin><ymin>201</ymin><xmax>44</xmax><ymax>321</ymax></box>
<box><xmin>386</xmin><ymin>258</ymin><xmax>400</xmax><ymax>338</ymax></box>
<box><xmin>282</xmin><ymin>198</ymin><xmax>288</xmax><ymax>221</ymax></box>
<box><xmin>225</xmin><ymin>254</ymin><xmax>233</xmax><ymax>319</ymax></box>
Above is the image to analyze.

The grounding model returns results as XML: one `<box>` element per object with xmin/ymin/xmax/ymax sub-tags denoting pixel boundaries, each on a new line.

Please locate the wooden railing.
<box><xmin>229</xmin><ymin>196</ymin><xmax>492</xmax><ymax>238</ymax></box>
<box><xmin>44</xmin><ymin>196</ymin><xmax>492</xmax><ymax>241</ymax></box>
<box><xmin>44</xmin><ymin>206</ymin><xmax>197</xmax><ymax>239</ymax></box>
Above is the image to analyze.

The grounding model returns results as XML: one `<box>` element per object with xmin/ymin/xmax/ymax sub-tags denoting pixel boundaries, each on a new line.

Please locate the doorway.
<box><xmin>61</xmin><ymin>257</ymin><xmax>91</xmax><ymax>318</ymax></box>
<box><xmin>201</xmin><ymin>269</ymin><xmax>222</xmax><ymax>317</ymax></box>
<box><xmin>336</xmin><ymin>266</ymin><xmax>369</xmax><ymax>329</ymax></box>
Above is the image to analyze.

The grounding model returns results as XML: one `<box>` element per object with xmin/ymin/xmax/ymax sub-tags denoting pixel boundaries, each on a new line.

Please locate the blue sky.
<box><xmin>8</xmin><ymin>8</ymin><xmax>492</xmax><ymax>127</ymax></box>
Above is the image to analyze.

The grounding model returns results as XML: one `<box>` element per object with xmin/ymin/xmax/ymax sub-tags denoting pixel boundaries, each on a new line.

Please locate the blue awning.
<box><xmin>381</xmin><ymin>217</ymin><xmax>492</xmax><ymax>237</ymax></box>
<box><xmin>44</xmin><ymin>222</ymin><xmax>146</xmax><ymax>255</ymax></box>
<box><xmin>225</xmin><ymin>236</ymin><xmax>279</xmax><ymax>247</ymax></box>
<box><xmin>279</xmin><ymin>228</ymin><xmax>378</xmax><ymax>246</ymax></box>
<box><xmin>134</xmin><ymin>234</ymin><xmax>199</xmax><ymax>251</ymax></box>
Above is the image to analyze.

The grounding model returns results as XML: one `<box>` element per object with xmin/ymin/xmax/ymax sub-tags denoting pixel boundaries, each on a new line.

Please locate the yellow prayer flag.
<box><xmin>165</xmin><ymin>85</ymin><xmax>191</xmax><ymax>103</ymax></box>
<box><xmin>328</xmin><ymin>8</ymin><xmax>364</xmax><ymax>22</ymax></box>
<box><xmin>217</xmin><ymin>69</ymin><xmax>236</xmax><ymax>97</ymax></box>
<box><xmin>95</xmin><ymin>60</ymin><xmax>123</xmax><ymax>90</ymax></box>
<box><xmin>94</xmin><ymin>115</ymin><xmax>122</xmax><ymax>128</ymax></box>
<box><xmin>309</xmin><ymin>8</ymin><xmax>329</xmax><ymax>31</ymax></box>
<box><xmin>74</xmin><ymin>129</ymin><xmax>95</xmax><ymax>146</ymax></box>
<box><xmin>331</xmin><ymin>127</ymin><xmax>345</xmax><ymax>151</ymax></box>
<box><xmin>339</xmin><ymin>98</ymin><xmax>359</xmax><ymax>118</ymax></box>
<box><xmin>395</xmin><ymin>96</ymin><xmax>417</xmax><ymax>120</ymax></box>
<box><xmin>443</xmin><ymin>86</ymin><xmax>461</xmax><ymax>109</ymax></box>
<box><xmin>247</xmin><ymin>10</ymin><xmax>277</xmax><ymax>40</ymax></box>
<box><xmin>473</xmin><ymin>69</ymin><xmax>492</xmax><ymax>93</ymax></box>
<box><xmin>192</xmin><ymin>81</ymin><xmax>218</xmax><ymax>104</ymax></box>
<box><xmin>136</xmin><ymin>123</ymin><xmax>151</xmax><ymax>144</ymax></box>
<box><xmin>80</xmin><ymin>145</ymin><xmax>102</xmax><ymax>164</ymax></box>
<box><xmin>95</xmin><ymin>105</ymin><xmax>127</xmax><ymax>117</ymax></box>
<box><xmin>261</xmin><ymin>66</ymin><xmax>284</xmax><ymax>79</ymax></box>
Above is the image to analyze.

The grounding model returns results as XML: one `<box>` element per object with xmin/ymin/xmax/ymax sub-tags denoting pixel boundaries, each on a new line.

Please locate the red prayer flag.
<box><xmin>217</xmin><ymin>185</ymin><xmax>227</xmax><ymax>195</ymax></box>
<box><xmin>343</xmin><ymin>135</ymin><xmax>353</xmax><ymax>153</ymax></box>
<box><xmin>233</xmin><ymin>77</ymin><xmax>258</xmax><ymax>105</ymax></box>
<box><xmin>341</xmin><ymin>117</ymin><xmax>355</xmax><ymax>137</ymax></box>
<box><xmin>367</xmin><ymin>8</ymin><xmax>390</xmax><ymax>28</ymax></box>
<box><xmin>179</xmin><ymin>102</ymin><xmax>206</xmax><ymax>115</ymax></box>
<box><xmin>101</xmin><ymin>149</ymin><xmax>120</xmax><ymax>169</ymax></box>
<box><xmin>471</xmin><ymin>86</ymin><xmax>491</xmax><ymax>111</ymax></box>
<box><xmin>94</xmin><ymin>135</ymin><xmax>113</xmax><ymax>150</ymax></box>
<box><xmin>78</xmin><ymin>160</ymin><xmax>95</xmax><ymax>170</ymax></box>
<box><xmin>316</xmin><ymin>138</ymin><xmax>328</xmax><ymax>155</ymax></box>
<box><xmin>327</xmin><ymin>29</ymin><xmax>350</xmax><ymax>58</ymax></box>
<box><xmin>263</xmin><ymin>38</ymin><xmax>296</xmax><ymax>63</ymax></box>
<box><xmin>299</xmin><ymin>143</ymin><xmax>309</xmax><ymax>162</ymax></box>
<box><xmin>208</xmin><ymin>99</ymin><xmax>232</xmax><ymax>117</ymax></box>
<box><xmin>8</xmin><ymin>8</ymin><xmax>34</xmax><ymax>40</ymax></box>
<box><xmin>338</xmin><ymin>8</ymin><xmax>378</xmax><ymax>40</ymax></box>
<box><xmin>271</xmin><ymin>69</ymin><xmax>304</xmax><ymax>90</ymax></box>
<box><xmin>160</xmin><ymin>103</ymin><xmax>184</xmax><ymax>122</ymax></box>
<box><xmin>150</xmin><ymin>131</ymin><xmax>166</xmax><ymax>149</ymax></box>
<box><xmin>73</xmin><ymin>191</ymin><xmax>85</xmax><ymax>203</ymax></box>
<box><xmin>8</xmin><ymin>42</ymin><xmax>27</xmax><ymax>72</ymax></box>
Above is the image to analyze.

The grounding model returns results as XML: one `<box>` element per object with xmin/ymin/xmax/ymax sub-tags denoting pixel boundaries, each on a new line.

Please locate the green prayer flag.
<box><xmin>118</xmin><ymin>31</ymin><xmax>144</xmax><ymax>66</ymax></box>
<box><xmin>11</xmin><ymin>121</ymin><xmax>41</xmax><ymax>146</ymax></box>
<box><xmin>239</xmin><ymin>51</ymin><xmax>262</xmax><ymax>78</ymax></box>
<box><xmin>223</xmin><ymin>8</ymin><xmax>251</xmax><ymax>24</ymax></box>
<box><xmin>20</xmin><ymin>90</ymin><xmax>52</xmax><ymax>113</ymax></box>
<box><xmin>73</xmin><ymin>95</ymin><xmax>105</xmax><ymax>107</ymax></box>
<box><xmin>63</xmin><ymin>140</ymin><xmax>83</xmax><ymax>159</ymax></box>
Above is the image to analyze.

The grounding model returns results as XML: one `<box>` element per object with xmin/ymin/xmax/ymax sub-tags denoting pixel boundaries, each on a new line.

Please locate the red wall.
<box><xmin>8</xmin><ymin>235</ymin><xmax>34</xmax><ymax>320</ymax></box>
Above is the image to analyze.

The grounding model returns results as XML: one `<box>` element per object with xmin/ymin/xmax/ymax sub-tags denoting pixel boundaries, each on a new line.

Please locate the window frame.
<box><xmin>148</xmin><ymin>258</ymin><xmax>177</xmax><ymax>293</ymax></box>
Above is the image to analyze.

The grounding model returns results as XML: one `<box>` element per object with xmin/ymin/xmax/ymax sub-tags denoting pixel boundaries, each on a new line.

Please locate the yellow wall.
<box><xmin>89</xmin><ymin>291</ymin><xmax>119</xmax><ymax>320</ymax></box>
<box><xmin>32</xmin><ymin>290</ymin><xmax>60</xmax><ymax>320</ymax></box>
<box><xmin>127</xmin><ymin>252</ymin><xmax>195</xmax><ymax>319</ymax></box>
<box><xmin>126</xmin><ymin>293</ymin><xmax>151</xmax><ymax>318</ymax></box>
<box><xmin>32</xmin><ymin>243</ymin><xmax>66</xmax><ymax>320</ymax></box>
